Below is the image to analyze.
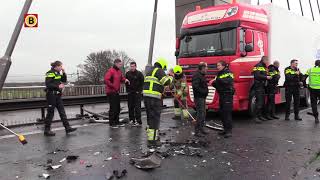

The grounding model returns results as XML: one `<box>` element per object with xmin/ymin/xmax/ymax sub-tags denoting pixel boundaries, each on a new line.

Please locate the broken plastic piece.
<box><xmin>104</xmin><ymin>157</ymin><xmax>113</xmax><ymax>161</ymax></box>
<box><xmin>94</xmin><ymin>152</ymin><xmax>100</xmax><ymax>156</ymax></box>
<box><xmin>39</xmin><ymin>173</ymin><xmax>50</xmax><ymax>179</ymax></box>
<box><xmin>59</xmin><ymin>158</ymin><xmax>66</xmax><ymax>163</ymax></box>
<box><xmin>66</xmin><ymin>155</ymin><xmax>79</xmax><ymax>163</ymax></box>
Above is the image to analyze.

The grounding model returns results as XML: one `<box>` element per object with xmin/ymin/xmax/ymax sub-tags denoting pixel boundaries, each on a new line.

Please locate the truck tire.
<box><xmin>248</xmin><ymin>90</ymin><xmax>257</xmax><ymax>117</ymax></box>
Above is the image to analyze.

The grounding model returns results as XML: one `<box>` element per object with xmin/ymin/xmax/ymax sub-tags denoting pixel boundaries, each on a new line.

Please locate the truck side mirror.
<box><xmin>245</xmin><ymin>30</ymin><xmax>253</xmax><ymax>44</ymax></box>
<box><xmin>245</xmin><ymin>44</ymin><xmax>253</xmax><ymax>52</ymax></box>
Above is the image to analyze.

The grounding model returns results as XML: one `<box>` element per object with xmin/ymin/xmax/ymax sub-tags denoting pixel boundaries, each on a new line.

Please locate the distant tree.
<box><xmin>76</xmin><ymin>50</ymin><xmax>134</xmax><ymax>85</ymax></box>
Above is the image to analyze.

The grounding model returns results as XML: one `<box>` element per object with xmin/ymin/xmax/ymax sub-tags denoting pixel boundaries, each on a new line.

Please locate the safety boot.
<box><xmin>44</xmin><ymin>125</ymin><xmax>55</xmax><ymax>136</ymax></box>
<box><xmin>263</xmin><ymin>115</ymin><xmax>273</xmax><ymax>121</ymax></box>
<box><xmin>285</xmin><ymin>114</ymin><xmax>290</xmax><ymax>121</ymax></box>
<box><xmin>270</xmin><ymin>114</ymin><xmax>280</xmax><ymax>119</ymax></box>
<box><xmin>295</xmin><ymin>115</ymin><xmax>302</xmax><ymax>121</ymax></box>
<box><xmin>65</xmin><ymin>127</ymin><xmax>77</xmax><ymax>134</ymax></box>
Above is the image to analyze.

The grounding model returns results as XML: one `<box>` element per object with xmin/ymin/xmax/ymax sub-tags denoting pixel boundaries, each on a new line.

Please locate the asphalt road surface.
<box><xmin>1</xmin><ymin>104</ymin><xmax>320</xmax><ymax>180</ymax></box>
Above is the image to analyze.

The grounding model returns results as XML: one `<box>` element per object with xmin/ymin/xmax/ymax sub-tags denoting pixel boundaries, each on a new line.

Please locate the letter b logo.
<box><xmin>24</xmin><ymin>14</ymin><xmax>38</xmax><ymax>28</ymax></box>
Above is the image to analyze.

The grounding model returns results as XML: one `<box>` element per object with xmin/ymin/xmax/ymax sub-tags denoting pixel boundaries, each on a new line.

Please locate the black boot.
<box><xmin>270</xmin><ymin>114</ymin><xmax>280</xmax><ymax>119</ymax></box>
<box><xmin>295</xmin><ymin>115</ymin><xmax>302</xmax><ymax>121</ymax></box>
<box><xmin>147</xmin><ymin>140</ymin><xmax>161</xmax><ymax>148</ymax></box>
<box><xmin>263</xmin><ymin>115</ymin><xmax>273</xmax><ymax>121</ymax></box>
<box><xmin>315</xmin><ymin>117</ymin><xmax>319</xmax><ymax>124</ymax></box>
<box><xmin>285</xmin><ymin>114</ymin><xmax>290</xmax><ymax>121</ymax></box>
<box><xmin>44</xmin><ymin>125</ymin><xmax>55</xmax><ymax>136</ymax></box>
<box><xmin>65</xmin><ymin>127</ymin><xmax>77</xmax><ymax>134</ymax></box>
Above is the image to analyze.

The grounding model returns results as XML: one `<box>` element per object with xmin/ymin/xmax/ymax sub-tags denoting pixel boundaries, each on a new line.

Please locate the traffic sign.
<box><xmin>24</xmin><ymin>14</ymin><xmax>38</xmax><ymax>28</ymax></box>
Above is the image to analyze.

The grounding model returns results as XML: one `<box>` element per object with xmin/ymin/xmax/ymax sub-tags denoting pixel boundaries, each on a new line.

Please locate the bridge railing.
<box><xmin>0</xmin><ymin>85</ymin><xmax>127</xmax><ymax>100</ymax></box>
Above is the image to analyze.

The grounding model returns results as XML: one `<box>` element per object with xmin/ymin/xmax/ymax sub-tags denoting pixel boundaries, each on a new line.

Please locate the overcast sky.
<box><xmin>1</xmin><ymin>0</ymin><xmax>320</xmax><ymax>82</ymax></box>
<box><xmin>0</xmin><ymin>0</ymin><xmax>176</xmax><ymax>82</ymax></box>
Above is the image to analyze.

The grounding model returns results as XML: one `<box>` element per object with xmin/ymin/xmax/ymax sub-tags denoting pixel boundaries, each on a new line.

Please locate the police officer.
<box><xmin>284</xmin><ymin>59</ymin><xmax>303</xmax><ymax>121</ymax></box>
<box><xmin>44</xmin><ymin>61</ymin><xmax>77</xmax><ymax>136</ymax></box>
<box><xmin>170</xmin><ymin>65</ymin><xmax>188</xmax><ymax>120</ymax></box>
<box><xmin>305</xmin><ymin>60</ymin><xmax>320</xmax><ymax>123</ymax></box>
<box><xmin>252</xmin><ymin>56</ymin><xmax>272</xmax><ymax>123</ymax></box>
<box><xmin>210</xmin><ymin>61</ymin><xmax>234</xmax><ymax>138</ymax></box>
<box><xmin>143</xmin><ymin>58</ymin><xmax>173</xmax><ymax>147</ymax></box>
<box><xmin>266</xmin><ymin>61</ymin><xmax>280</xmax><ymax>119</ymax></box>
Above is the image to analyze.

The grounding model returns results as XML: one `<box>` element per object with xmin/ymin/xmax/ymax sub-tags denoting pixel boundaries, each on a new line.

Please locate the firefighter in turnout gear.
<box><xmin>44</xmin><ymin>61</ymin><xmax>77</xmax><ymax>136</ymax></box>
<box><xmin>170</xmin><ymin>65</ymin><xmax>189</xmax><ymax>120</ymax></box>
<box><xmin>266</xmin><ymin>61</ymin><xmax>280</xmax><ymax>119</ymax></box>
<box><xmin>143</xmin><ymin>58</ymin><xmax>173</xmax><ymax>147</ymax></box>
<box><xmin>252</xmin><ymin>56</ymin><xmax>272</xmax><ymax>123</ymax></box>
<box><xmin>284</xmin><ymin>59</ymin><xmax>303</xmax><ymax>121</ymax></box>
<box><xmin>305</xmin><ymin>60</ymin><xmax>320</xmax><ymax>124</ymax></box>
<box><xmin>210</xmin><ymin>61</ymin><xmax>234</xmax><ymax>138</ymax></box>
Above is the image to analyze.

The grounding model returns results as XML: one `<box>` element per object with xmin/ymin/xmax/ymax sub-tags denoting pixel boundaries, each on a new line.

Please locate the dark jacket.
<box><xmin>104</xmin><ymin>65</ymin><xmax>126</xmax><ymax>95</ymax></box>
<box><xmin>252</xmin><ymin>61</ymin><xmax>268</xmax><ymax>88</ymax></box>
<box><xmin>267</xmin><ymin>64</ymin><xmax>280</xmax><ymax>85</ymax></box>
<box><xmin>192</xmin><ymin>70</ymin><xmax>208</xmax><ymax>98</ymax></box>
<box><xmin>45</xmin><ymin>69</ymin><xmax>67</xmax><ymax>92</ymax></box>
<box><xmin>284</xmin><ymin>66</ymin><xmax>302</xmax><ymax>87</ymax></box>
<box><xmin>212</xmin><ymin>67</ymin><xmax>234</xmax><ymax>95</ymax></box>
<box><xmin>125</xmin><ymin>70</ymin><xmax>144</xmax><ymax>93</ymax></box>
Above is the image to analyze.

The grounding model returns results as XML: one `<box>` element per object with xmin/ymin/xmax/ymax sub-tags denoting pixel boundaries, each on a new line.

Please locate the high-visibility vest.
<box><xmin>46</xmin><ymin>70</ymin><xmax>62</xmax><ymax>80</ymax></box>
<box><xmin>143</xmin><ymin>67</ymin><xmax>173</xmax><ymax>99</ymax></box>
<box><xmin>306</xmin><ymin>67</ymin><xmax>320</xmax><ymax>89</ymax></box>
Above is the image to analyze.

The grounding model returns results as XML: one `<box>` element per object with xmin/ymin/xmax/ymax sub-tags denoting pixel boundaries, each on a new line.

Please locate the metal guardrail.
<box><xmin>0</xmin><ymin>85</ymin><xmax>126</xmax><ymax>100</ymax></box>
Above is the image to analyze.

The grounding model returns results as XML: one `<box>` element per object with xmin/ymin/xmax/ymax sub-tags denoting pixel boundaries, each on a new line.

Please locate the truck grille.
<box><xmin>188</xmin><ymin>85</ymin><xmax>215</xmax><ymax>104</ymax></box>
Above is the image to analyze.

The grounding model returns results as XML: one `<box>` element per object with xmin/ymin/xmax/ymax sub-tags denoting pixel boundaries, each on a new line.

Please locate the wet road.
<box><xmin>1</xmin><ymin>104</ymin><xmax>320</xmax><ymax>180</ymax></box>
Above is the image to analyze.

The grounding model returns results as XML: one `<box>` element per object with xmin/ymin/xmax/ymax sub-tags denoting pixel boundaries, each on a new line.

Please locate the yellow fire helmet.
<box><xmin>173</xmin><ymin>65</ymin><xmax>183</xmax><ymax>75</ymax></box>
<box><xmin>156</xmin><ymin>57</ymin><xmax>168</xmax><ymax>70</ymax></box>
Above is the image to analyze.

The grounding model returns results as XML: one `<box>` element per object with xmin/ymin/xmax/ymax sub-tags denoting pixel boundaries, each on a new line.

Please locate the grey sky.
<box><xmin>1</xmin><ymin>0</ymin><xmax>320</xmax><ymax>82</ymax></box>
<box><xmin>0</xmin><ymin>0</ymin><xmax>175</xmax><ymax>82</ymax></box>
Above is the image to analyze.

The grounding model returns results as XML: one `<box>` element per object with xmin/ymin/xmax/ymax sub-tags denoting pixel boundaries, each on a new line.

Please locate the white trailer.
<box><xmin>263</xmin><ymin>4</ymin><xmax>320</xmax><ymax>86</ymax></box>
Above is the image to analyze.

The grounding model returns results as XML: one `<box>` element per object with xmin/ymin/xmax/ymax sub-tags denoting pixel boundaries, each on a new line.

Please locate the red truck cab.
<box><xmin>176</xmin><ymin>3</ymin><xmax>273</xmax><ymax>114</ymax></box>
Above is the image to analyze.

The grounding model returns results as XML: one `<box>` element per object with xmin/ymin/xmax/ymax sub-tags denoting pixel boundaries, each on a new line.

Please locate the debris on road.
<box><xmin>112</xmin><ymin>169</ymin><xmax>127</xmax><ymax>179</ymax></box>
<box><xmin>46</xmin><ymin>159</ymin><xmax>53</xmax><ymax>165</ymax></box>
<box><xmin>93</xmin><ymin>152</ymin><xmax>101</xmax><ymax>156</ymax></box>
<box><xmin>86</xmin><ymin>164</ymin><xmax>93</xmax><ymax>168</ymax></box>
<box><xmin>104</xmin><ymin>157</ymin><xmax>113</xmax><ymax>161</ymax></box>
<box><xmin>66</xmin><ymin>155</ymin><xmax>79</xmax><ymax>163</ymax></box>
<box><xmin>46</xmin><ymin>164</ymin><xmax>62</xmax><ymax>170</ymax></box>
<box><xmin>221</xmin><ymin>151</ymin><xmax>228</xmax><ymax>154</ymax></box>
<box><xmin>316</xmin><ymin>167</ymin><xmax>320</xmax><ymax>172</ymax></box>
<box><xmin>39</xmin><ymin>173</ymin><xmax>50</xmax><ymax>179</ymax></box>
<box><xmin>130</xmin><ymin>153</ymin><xmax>162</xmax><ymax>169</ymax></box>
<box><xmin>59</xmin><ymin>158</ymin><xmax>66</xmax><ymax>163</ymax></box>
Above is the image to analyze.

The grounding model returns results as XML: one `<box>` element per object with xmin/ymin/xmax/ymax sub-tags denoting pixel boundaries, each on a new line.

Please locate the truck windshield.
<box><xmin>179</xmin><ymin>28</ymin><xmax>236</xmax><ymax>58</ymax></box>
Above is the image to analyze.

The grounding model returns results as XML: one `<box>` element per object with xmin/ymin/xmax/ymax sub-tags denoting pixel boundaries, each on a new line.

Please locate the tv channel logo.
<box><xmin>24</xmin><ymin>14</ymin><xmax>38</xmax><ymax>28</ymax></box>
